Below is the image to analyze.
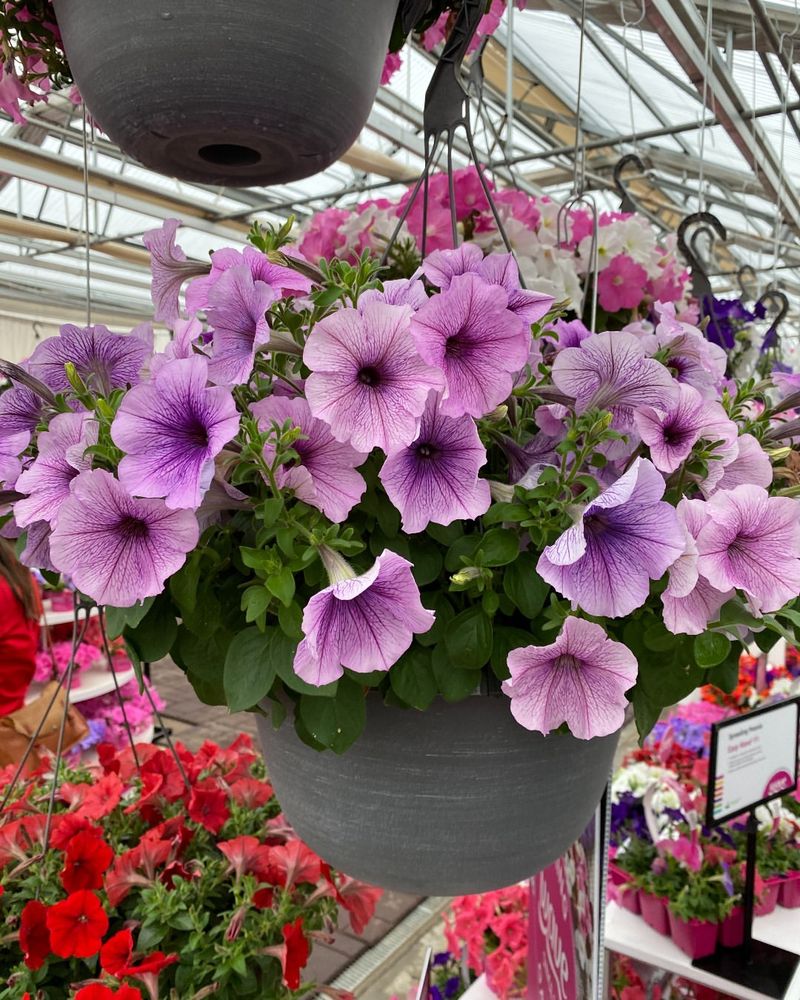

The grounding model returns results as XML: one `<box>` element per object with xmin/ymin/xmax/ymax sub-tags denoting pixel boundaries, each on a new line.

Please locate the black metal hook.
<box><xmin>756</xmin><ymin>288</ymin><xmax>790</xmax><ymax>354</ymax></box>
<box><xmin>676</xmin><ymin>211</ymin><xmax>727</xmax><ymax>304</ymax></box>
<box><xmin>689</xmin><ymin>225</ymin><xmax>716</xmax><ymax>268</ymax></box>
<box><xmin>613</xmin><ymin>154</ymin><xmax>646</xmax><ymax>214</ymax></box>
<box><xmin>737</xmin><ymin>264</ymin><xmax>759</xmax><ymax>303</ymax></box>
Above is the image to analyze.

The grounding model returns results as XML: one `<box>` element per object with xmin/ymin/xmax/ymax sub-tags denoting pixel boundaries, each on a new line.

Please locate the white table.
<box><xmin>40</xmin><ymin>605</ymin><xmax>99</xmax><ymax>627</ymax></box>
<box><xmin>26</xmin><ymin>665</ymin><xmax>136</xmax><ymax>705</ymax></box>
<box><xmin>606</xmin><ymin>901</ymin><xmax>800</xmax><ymax>1000</ymax></box>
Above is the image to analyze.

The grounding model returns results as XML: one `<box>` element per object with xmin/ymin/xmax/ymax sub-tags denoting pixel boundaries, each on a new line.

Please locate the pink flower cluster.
<box><xmin>79</xmin><ymin>678</ymin><xmax>164</xmax><ymax>749</ymax></box>
<box><xmin>34</xmin><ymin>640</ymin><xmax>105</xmax><ymax>685</ymax></box>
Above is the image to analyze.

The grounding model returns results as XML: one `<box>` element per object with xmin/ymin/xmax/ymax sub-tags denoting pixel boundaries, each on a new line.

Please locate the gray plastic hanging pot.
<box><xmin>257</xmin><ymin>692</ymin><xmax>618</xmax><ymax>894</ymax></box>
<box><xmin>50</xmin><ymin>0</ymin><xmax>399</xmax><ymax>187</ymax></box>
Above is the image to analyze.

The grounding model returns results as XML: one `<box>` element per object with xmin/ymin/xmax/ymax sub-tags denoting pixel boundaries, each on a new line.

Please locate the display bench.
<box><xmin>460</xmin><ymin>974</ymin><xmax>496</xmax><ymax>999</ymax></box>
<box><xmin>606</xmin><ymin>901</ymin><xmax>800</xmax><ymax>1000</ymax></box>
<box><xmin>25</xmin><ymin>664</ymin><xmax>136</xmax><ymax>706</ymax></box>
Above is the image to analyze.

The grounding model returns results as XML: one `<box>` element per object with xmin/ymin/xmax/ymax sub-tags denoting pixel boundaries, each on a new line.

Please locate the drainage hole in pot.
<box><xmin>198</xmin><ymin>144</ymin><xmax>261</xmax><ymax>167</ymax></box>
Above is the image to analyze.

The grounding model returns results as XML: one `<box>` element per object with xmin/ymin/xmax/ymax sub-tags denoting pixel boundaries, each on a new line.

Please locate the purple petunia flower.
<box><xmin>552</xmin><ymin>331</ymin><xmax>677</xmax><ymax>422</ymax></box>
<box><xmin>634</xmin><ymin>382</ymin><xmax>736</xmax><ymax>474</ymax></box>
<box><xmin>644</xmin><ymin>304</ymin><xmax>727</xmax><ymax>399</ymax></box>
<box><xmin>695</xmin><ymin>484</ymin><xmax>800</xmax><ymax>614</ymax></box>
<box><xmin>185</xmin><ymin>246</ymin><xmax>312</xmax><ymax>316</ymax></box>
<box><xmin>0</xmin><ymin>429</ymin><xmax>27</xmax><ymax>487</ymax></box>
<box><xmin>206</xmin><ymin>265</ymin><xmax>277</xmax><ymax>386</ymax></box>
<box><xmin>304</xmin><ymin>301</ymin><xmax>443</xmax><ymax>454</ymax></box>
<box><xmin>502</xmin><ymin>616</ymin><xmax>637</xmax><ymax>738</ymax></box>
<box><xmin>27</xmin><ymin>325</ymin><xmax>151</xmax><ymax>395</ymax></box>
<box><xmin>711</xmin><ymin>434</ymin><xmax>773</xmax><ymax>494</ymax></box>
<box><xmin>411</xmin><ymin>273</ymin><xmax>528</xmax><ymax>419</ymax></box>
<box><xmin>111</xmin><ymin>355</ymin><xmax>240</xmax><ymax>510</ymax></box>
<box><xmin>0</xmin><ymin>385</ymin><xmax>43</xmax><ymax>442</ymax></box>
<box><xmin>537</xmin><ymin>458</ymin><xmax>684</xmax><ymax>618</ymax></box>
<box><xmin>379</xmin><ymin>392</ymin><xmax>491</xmax><ymax>533</ymax></box>
<box><xmin>293</xmin><ymin>548</ymin><xmax>435</xmax><ymax>686</ymax></box>
<box><xmin>143</xmin><ymin>218</ymin><xmax>210</xmax><ymax>327</ymax></box>
<box><xmin>50</xmin><ymin>470</ymin><xmax>199</xmax><ymax>607</ymax></box>
<box><xmin>545</xmin><ymin>318</ymin><xmax>592</xmax><ymax>353</ymax></box>
<box><xmin>251</xmin><ymin>394</ymin><xmax>367</xmax><ymax>523</ymax></box>
<box><xmin>20</xmin><ymin>519</ymin><xmax>57</xmax><ymax>573</ymax></box>
<box><xmin>359</xmin><ymin>277</ymin><xmax>428</xmax><ymax>310</ymax></box>
<box><xmin>14</xmin><ymin>412</ymin><xmax>96</xmax><ymax>526</ymax></box>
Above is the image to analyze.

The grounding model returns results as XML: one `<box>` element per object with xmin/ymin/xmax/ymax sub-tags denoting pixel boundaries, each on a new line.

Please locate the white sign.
<box><xmin>710</xmin><ymin>699</ymin><xmax>799</xmax><ymax>824</ymax></box>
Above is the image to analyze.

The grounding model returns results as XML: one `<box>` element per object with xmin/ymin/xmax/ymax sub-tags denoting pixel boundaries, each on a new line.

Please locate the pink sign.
<box><xmin>527</xmin><ymin>857</ymin><xmax>578</xmax><ymax>1000</ymax></box>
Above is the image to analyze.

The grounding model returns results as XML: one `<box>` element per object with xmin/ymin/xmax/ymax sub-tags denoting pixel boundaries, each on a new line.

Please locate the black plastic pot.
<box><xmin>51</xmin><ymin>0</ymin><xmax>399</xmax><ymax>186</ymax></box>
<box><xmin>257</xmin><ymin>693</ymin><xmax>617</xmax><ymax>894</ymax></box>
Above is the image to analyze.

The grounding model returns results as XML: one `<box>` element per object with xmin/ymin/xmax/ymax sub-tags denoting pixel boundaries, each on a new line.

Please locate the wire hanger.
<box><xmin>613</xmin><ymin>153</ymin><xmax>647</xmax><ymax>213</ymax></box>
<box><xmin>757</xmin><ymin>288</ymin><xmax>789</xmax><ymax>355</ymax></box>
<box><xmin>677</xmin><ymin>211</ymin><xmax>728</xmax><ymax>347</ymax></box>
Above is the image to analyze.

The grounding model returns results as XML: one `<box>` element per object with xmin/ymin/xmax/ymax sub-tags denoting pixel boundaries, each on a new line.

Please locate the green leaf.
<box><xmin>277</xmin><ymin>601</ymin><xmax>303</xmax><ymax>639</ymax></box>
<box><xmin>444</xmin><ymin>534</ymin><xmax>481</xmax><ymax>573</ymax></box>
<box><xmin>298</xmin><ymin>676</ymin><xmax>366</xmax><ymax>753</ymax></box>
<box><xmin>260</xmin><ymin>497</ymin><xmax>283</xmax><ymax>527</ymax></box>
<box><xmin>408</xmin><ymin>538</ymin><xmax>443</xmax><ymax>586</ymax></box>
<box><xmin>490</xmin><ymin>626</ymin><xmax>533</xmax><ymax>681</ymax></box>
<box><xmin>104</xmin><ymin>597</ymin><xmax>155</xmax><ymax>639</ymax></box>
<box><xmin>275</xmin><ymin>657</ymin><xmax>339</xmax><ymax>697</ymax></box>
<box><xmin>477</xmin><ymin>528</ymin><xmax>519</xmax><ymax>567</ymax></box>
<box><xmin>482</xmin><ymin>502</ymin><xmax>529</xmax><ymax>526</ymax></box>
<box><xmin>717</xmin><ymin>599</ymin><xmax>763</xmax><ymax>631</ymax></box>
<box><xmin>426</xmin><ymin>522</ymin><xmax>463</xmax><ymax>546</ymax></box>
<box><xmin>266</xmin><ymin>567</ymin><xmax>295</xmax><ymax>607</ymax></box>
<box><xmin>631</xmin><ymin>686</ymin><xmax>661</xmax><ymax>744</ymax></box>
<box><xmin>223</xmin><ymin>627</ymin><xmax>294</xmax><ymax>712</ymax></box>
<box><xmin>431</xmin><ymin>645</ymin><xmax>481</xmax><ymax>701</ymax></box>
<box><xmin>169</xmin><ymin>551</ymin><xmax>203</xmax><ymax>616</ymax></box>
<box><xmin>417</xmin><ymin>593</ymin><xmax>454</xmax><ymax>647</ymax></box>
<box><xmin>636</xmin><ymin>648</ymin><xmax>703</xmax><ymax>707</ymax></box>
<box><xmin>644</xmin><ymin>621</ymin><xmax>680</xmax><ymax>652</ymax></box>
<box><xmin>502</xmin><ymin>553</ymin><xmax>549</xmax><ymax>620</ymax></box>
<box><xmin>444</xmin><ymin>607</ymin><xmax>493</xmax><ymax>669</ymax></box>
<box><xmin>241</xmin><ymin>585</ymin><xmax>270</xmax><ymax>624</ymax></box>
<box><xmin>390</xmin><ymin>647</ymin><xmax>437</xmax><ymax>710</ymax></box>
<box><xmin>693</xmin><ymin>632</ymin><xmax>731</xmax><ymax>669</ymax></box>
<box><xmin>706</xmin><ymin>654</ymin><xmax>740</xmax><ymax>693</ymax></box>
<box><xmin>123</xmin><ymin>598</ymin><xmax>177</xmax><ymax>662</ymax></box>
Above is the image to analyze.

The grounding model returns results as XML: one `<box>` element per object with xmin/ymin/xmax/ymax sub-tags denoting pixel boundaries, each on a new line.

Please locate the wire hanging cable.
<box><xmin>771</xmin><ymin>33</ymin><xmax>794</xmax><ymax>291</ymax></box>
<box><xmin>572</xmin><ymin>0</ymin><xmax>589</xmax><ymax>196</ymax></box>
<box><xmin>81</xmin><ymin>105</ymin><xmax>92</xmax><ymax>327</ymax></box>
<box><xmin>697</xmin><ymin>0</ymin><xmax>715</xmax><ymax>211</ymax></box>
<box><xmin>619</xmin><ymin>0</ymin><xmax>646</xmax><ymax>153</ymax></box>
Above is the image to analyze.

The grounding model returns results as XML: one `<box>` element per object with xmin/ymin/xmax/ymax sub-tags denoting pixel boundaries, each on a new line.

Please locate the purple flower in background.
<box><xmin>646</xmin><ymin>304</ymin><xmax>727</xmax><ymax>398</ymax></box>
<box><xmin>502</xmin><ymin>617</ymin><xmax>637</xmax><ymax>738</ymax></box>
<box><xmin>304</xmin><ymin>301</ymin><xmax>443</xmax><ymax>454</ymax></box>
<box><xmin>359</xmin><ymin>277</ymin><xmax>428</xmax><ymax>310</ymax></box>
<box><xmin>20</xmin><ymin>520</ymin><xmax>57</xmax><ymax>574</ymax></box>
<box><xmin>27</xmin><ymin>325</ymin><xmax>150</xmax><ymax>395</ymax></box>
<box><xmin>695</xmin><ymin>484</ymin><xmax>800</xmax><ymax>614</ymax></box>
<box><xmin>251</xmin><ymin>395</ymin><xmax>367</xmax><ymax>523</ymax></box>
<box><xmin>411</xmin><ymin>273</ymin><xmax>528</xmax><ymax>419</ymax></box>
<box><xmin>0</xmin><ymin>385</ymin><xmax>43</xmax><ymax>442</ymax></box>
<box><xmin>552</xmin><ymin>332</ymin><xmax>677</xmax><ymax>421</ymax></box>
<box><xmin>712</xmin><ymin>434</ymin><xmax>773</xmax><ymax>493</ymax></box>
<box><xmin>112</xmin><ymin>355</ymin><xmax>240</xmax><ymax>510</ymax></box>
<box><xmin>420</xmin><ymin>242</ymin><xmax>484</xmax><ymax>289</ymax></box>
<box><xmin>545</xmin><ymin>318</ymin><xmax>592</xmax><ymax>353</ymax></box>
<box><xmin>538</xmin><ymin>458</ymin><xmax>684</xmax><ymax>617</ymax></box>
<box><xmin>0</xmin><ymin>429</ymin><xmax>27</xmax><ymax>487</ymax></box>
<box><xmin>293</xmin><ymin>549</ymin><xmax>435</xmax><ymax>686</ymax></box>
<box><xmin>206</xmin><ymin>265</ymin><xmax>276</xmax><ymax>386</ymax></box>
<box><xmin>185</xmin><ymin>245</ymin><xmax>312</xmax><ymax>315</ymax></box>
<box><xmin>50</xmin><ymin>470</ymin><xmax>199</xmax><ymax>606</ymax></box>
<box><xmin>379</xmin><ymin>392</ymin><xmax>491</xmax><ymax>533</ymax></box>
<box><xmin>143</xmin><ymin>218</ymin><xmax>210</xmax><ymax>327</ymax></box>
<box><xmin>634</xmin><ymin>382</ymin><xmax>736</xmax><ymax>474</ymax></box>
<box><xmin>14</xmin><ymin>412</ymin><xmax>96</xmax><ymax>526</ymax></box>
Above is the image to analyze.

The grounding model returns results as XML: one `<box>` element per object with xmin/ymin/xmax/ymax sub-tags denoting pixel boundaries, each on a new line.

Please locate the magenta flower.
<box><xmin>537</xmin><ymin>458</ymin><xmax>684</xmax><ymax>618</ymax></box>
<box><xmin>251</xmin><ymin>395</ymin><xmax>366</xmax><ymax>523</ymax></box>
<box><xmin>552</xmin><ymin>331</ymin><xmax>677</xmax><ymax>421</ymax></box>
<box><xmin>14</xmin><ymin>412</ymin><xmax>96</xmax><ymax>527</ymax></box>
<box><xmin>50</xmin><ymin>470</ymin><xmax>199</xmax><ymax>606</ymax></box>
<box><xmin>502</xmin><ymin>617</ymin><xmax>637</xmax><ymax>738</ymax></box>
<box><xmin>111</xmin><ymin>356</ymin><xmax>240</xmax><ymax>510</ymax></box>
<box><xmin>634</xmin><ymin>383</ymin><xmax>736</xmax><ymax>474</ymax></box>
<box><xmin>411</xmin><ymin>273</ymin><xmax>528</xmax><ymax>419</ymax></box>
<box><xmin>695</xmin><ymin>485</ymin><xmax>800</xmax><ymax>614</ymax></box>
<box><xmin>206</xmin><ymin>265</ymin><xmax>276</xmax><ymax>386</ymax></box>
<box><xmin>379</xmin><ymin>392</ymin><xmax>491</xmax><ymax>533</ymax></box>
<box><xmin>185</xmin><ymin>246</ymin><xmax>312</xmax><ymax>316</ymax></box>
<box><xmin>293</xmin><ymin>549</ymin><xmax>435</xmax><ymax>686</ymax></box>
<box><xmin>0</xmin><ymin>429</ymin><xmax>27</xmax><ymax>487</ymax></box>
<box><xmin>597</xmin><ymin>254</ymin><xmax>648</xmax><ymax>313</ymax></box>
<box><xmin>143</xmin><ymin>218</ymin><xmax>209</xmax><ymax>327</ymax></box>
<box><xmin>304</xmin><ymin>301</ymin><xmax>443</xmax><ymax>454</ymax></box>
<box><xmin>27</xmin><ymin>325</ymin><xmax>151</xmax><ymax>396</ymax></box>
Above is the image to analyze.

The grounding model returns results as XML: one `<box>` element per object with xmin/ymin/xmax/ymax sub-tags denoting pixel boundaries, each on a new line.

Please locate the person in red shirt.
<box><xmin>0</xmin><ymin>539</ymin><xmax>40</xmax><ymax>716</ymax></box>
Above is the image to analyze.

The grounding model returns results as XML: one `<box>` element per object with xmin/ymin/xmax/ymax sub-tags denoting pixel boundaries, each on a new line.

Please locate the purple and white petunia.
<box><xmin>695</xmin><ymin>484</ymin><xmax>800</xmax><ymax>614</ymax></box>
<box><xmin>502</xmin><ymin>616</ymin><xmax>638</xmax><ymax>739</ymax></box>
<box><xmin>359</xmin><ymin>277</ymin><xmax>428</xmax><ymax>310</ymax></box>
<box><xmin>27</xmin><ymin>325</ymin><xmax>151</xmax><ymax>395</ymax></box>
<box><xmin>0</xmin><ymin>385</ymin><xmax>44</xmax><ymax>442</ymax></box>
<box><xmin>634</xmin><ymin>382</ymin><xmax>736</xmax><ymax>474</ymax></box>
<box><xmin>711</xmin><ymin>434</ymin><xmax>773</xmax><ymax>493</ymax></box>
<box><xmin>411</xmin><ymin>273</ymin><xmax>528</xmax><ymax>419</ymax></box>
<box><xmin>537</xmin><ymin>458</ymin><xmax>685</xmax><ymax>618</ymax></box>
<box><xmin>143</xmin><ymin>218</ymin><xmax>210</xmax><ymax>327</ymax></box>
<box><xmin>251</xmin><ymin>394</ymin><xmax>367</xmax><ymax>523</ymax></box>
<box><xmin>206</xmin><ymin>265</ymin><xmax>277</xmax><ymax>386</ymax></box>
<box><xmin>552</xmin><ymin>331</ymin><xmax>678</xmax><ymax>422</ymax></box>
<box><xmin>111</xmin><ymin>355</ymin><xmax>240</xmax><ymax>510</ymax></box>
<box><xmin>292</xmin><ymin>548</ymin><xmax>435</xmax><ymax>686</ymax></box>
<box><xmin>304</xmin><ymin>300</ymin><xmax>443</xmax><ymax>454</ymax></box>
<box><xmin>13</xmin><ymin>412</ymin><xmax>96</xmax><ymax>526</ymax></box>
<box><xmin>49</xmin><ymin>469</ymin><xmax>199</xmax><ymax>606</ymax></box>
<box><xmin>0</xmin><ymin>429</ymin><xmax>28</xmax><ymax>487</ymax></box>
<box><xmin>379</xmin><ymin>392</ymin><xmax>491</xmax><ymax>533</ymax></box>
<box><xmin>185</xmin><ymin>246</ymin><xmax>312</xmax><ymax>316</ymax></box>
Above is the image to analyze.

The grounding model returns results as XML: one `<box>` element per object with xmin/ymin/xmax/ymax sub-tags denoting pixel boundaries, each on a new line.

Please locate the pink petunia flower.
<box><xmin>206</xmin><ymin>265</ymin><xmax>276</xmax><ymax>386</ymax></box>
<box><xmin>596</xmin><ymin>253</ymin><xmax>648</xmax><ymax>313</ymax></box>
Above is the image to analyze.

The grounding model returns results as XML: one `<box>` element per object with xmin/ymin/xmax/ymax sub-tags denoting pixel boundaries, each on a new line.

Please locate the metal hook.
<box><xmin>557</xmin><ymin>194</ymin><xmax>599</xmax><ymax>333</ymax></box>
<box><xmin>757</xmin><ymin>289</ymin><xmax>790</xmax><ymax>355</ymax></box>
<box><xmin>613</xmin><ymin>153</ymin><xmax>646</xmax><ymax>213</ymax></box>
<box><xmin>737</xmin><ymin>264</ymin><xmax>759</xmax><ymax>303</ymax></box>
<box><xmin>689</xmin><ymin>224</ymin><xmax>716</xmax><ymax>269</ymax></box>
<box><xmin>676</xmin><ymin>211</ymin><xmax>727</xmax><ymax>303</ymax></box>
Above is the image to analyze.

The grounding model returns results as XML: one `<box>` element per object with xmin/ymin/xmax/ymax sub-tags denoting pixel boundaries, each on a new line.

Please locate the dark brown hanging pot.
<box><xmin>50</xmin><ymin>0</ymin><xmax>399</xmax><ymax>186</ymax></box>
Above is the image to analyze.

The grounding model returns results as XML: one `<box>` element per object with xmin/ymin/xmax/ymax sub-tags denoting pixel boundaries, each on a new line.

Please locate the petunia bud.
<box><xmin>319</xmin><ymin>545</ymin><xmax>357</xmax><ymax>585</ymax></box>
<box><xmin>489</xmin><ymin>481</ymin><xmax>515</xmax><ymax>502</ymax></box>
<box><xmin>225</xmin><ymin>906</ymin><xmax>248</xmax><ymax>942</ymax></box>
<box><xmin>450</xmin><ymin>566</ymin><xmax>483</xmax><ymax>585</ymax></box>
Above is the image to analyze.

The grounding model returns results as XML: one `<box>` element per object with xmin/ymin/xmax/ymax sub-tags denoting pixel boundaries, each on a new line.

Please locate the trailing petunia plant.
<box><xmin>1</xmin><ymin>216</ymin><xmax>800</xmax><ymax>753</ymax></box>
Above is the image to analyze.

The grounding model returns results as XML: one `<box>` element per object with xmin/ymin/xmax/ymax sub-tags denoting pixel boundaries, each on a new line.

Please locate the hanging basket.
<box><xmin>257</xmin><ymin>692</ymin><xmax>618</xmax><ymax>894</ymax></box>
<box><xmin>50</xmin><ymin>0</ymin><xmax>399</xmax><ymax>186</ymax></box>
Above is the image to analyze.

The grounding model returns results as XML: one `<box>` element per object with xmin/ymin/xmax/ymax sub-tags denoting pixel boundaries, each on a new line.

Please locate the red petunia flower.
<box><xmin>281</xmin><ymin>917</ymin><xmax>310</xmax><ymax>990</ymax></box>
<box><xmin>217</xmin><ymin>835</ymin><xmax>273</xmax><ymax>881</ymax></box>
<box><xmin>187</xmin><ymin>781</ymin><xmax>230</xmax><ymax>834</ymax></box>
<box><xmin>59</xmin><ymin>772</ymin><xmax>124</xmax><ymax>820</ymax></box>
<box><xmin>46</xmin><ymin>890</ymin><xmax>109</xmax><ymax>958</ymax></box>
<box><xmin>228</xmin><ymin>776</ymin><xmax>274</xmax><ymax>808</ymax></box>
<box><xmin>100</xmin><ymin>927</ymin><xmax>134</xmax><ymax>974</ymax></box>
<box><xmin>336</xmin><ymin>877</ymin><xmax>383</xmax><ymax>935</ymax></box>
<box><xmin>19</xmin><ymin>899</ymin><xmax>50</xmax><ymax>970</ymax></box>
<box><xmin>61</xmin><ymin>828</ymin><xmax>114</xmax><ymax>892</ymax></box>
<box><xmin>270</xmin><ymin>839</ymin><xmax>323</xmax><ymax>889</ymax></box>
<box><xmin>75</xmin><ymin>986</ymin><xmax>143</xmax><ymax>1000</ymax></box>
<box><xmin>117</xmin><ymin>949</ymin><xmax>179</xmax><ymax>977</ymax></box>
<box><xmin>252</xmin><ymin>887</ymin><xmax>274</xmax><ymax>909</ymax></box>
<box><xmin>49</xmin><ymin>813</ymin><xmax>94</xmax><ymax>850</ymax></box>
